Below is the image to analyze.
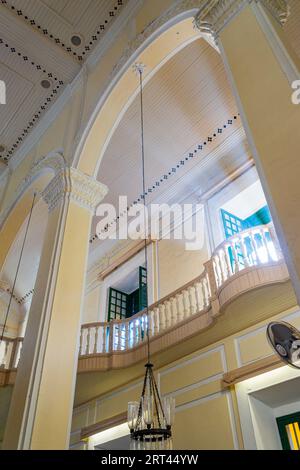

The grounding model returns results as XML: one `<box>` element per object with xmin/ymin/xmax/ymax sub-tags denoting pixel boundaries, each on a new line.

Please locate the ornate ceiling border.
<box><xmin>0</xmin><ymin>36</ymin><xmax>64</xmax><ymax>164</ymax></box>
<box><xmin>0</xmin><ymin>0</ymin><xmax>126</xmax><ymax>62</ymax></box>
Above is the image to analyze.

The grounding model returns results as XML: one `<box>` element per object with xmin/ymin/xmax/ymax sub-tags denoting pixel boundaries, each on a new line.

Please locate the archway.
<box><xmin>75</xmin><ymin>7</ymin><xmax>216</xmax><ymax>177</ymax></box>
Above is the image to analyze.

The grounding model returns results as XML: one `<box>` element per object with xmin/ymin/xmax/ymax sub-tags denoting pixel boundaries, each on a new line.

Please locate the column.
<box><xmin>195</xmin><ymin>0</ymin><xmax>300</xmax><ymax>302</ymax></box>
<box><xmin>3</xmin><ymin>167</ymin><xmax>107</xmax><ymax>449</ymax></box>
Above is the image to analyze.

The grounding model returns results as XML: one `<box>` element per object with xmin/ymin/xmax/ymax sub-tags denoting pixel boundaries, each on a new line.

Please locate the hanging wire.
<box><xmin>0</xmin><ymin>192</ymin><xmax>36</xmax><ymax>343</ymax></box>
<box><xmin>138</xmin><ymin>67</ymin><xmax>151</xmax><ymax>365</ymax></box>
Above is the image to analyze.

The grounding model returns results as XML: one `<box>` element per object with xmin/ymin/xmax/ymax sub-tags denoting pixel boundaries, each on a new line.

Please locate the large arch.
<box><xmin>74</xmin><ymin>1</ymin><xmax>216</xmax><ymax>177</ymax></box>
<box><xmin>0</xmin><ymin>151</ymin><xmax>66</xmax><ymax>271</ymax></box>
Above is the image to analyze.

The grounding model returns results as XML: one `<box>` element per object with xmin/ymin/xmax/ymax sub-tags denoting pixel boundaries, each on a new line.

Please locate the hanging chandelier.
<box><xmin>127</xmin><ymin>64</ymin><xmax>175</xmax><ymax>451</ymax></box>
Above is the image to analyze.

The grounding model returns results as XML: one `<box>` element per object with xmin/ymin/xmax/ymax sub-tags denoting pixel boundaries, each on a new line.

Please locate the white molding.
<box><xmin>162</xmin><ymin>372</ymin><xmax>224</xmax><ymax>399</ymax></box>
<box><xmin>159</xmin><ymin>344</ymin><xmax>227</xmax><ymax>378</ymax></box>
<box><xmin>42</xmin><ymin>167</ymin><xmax>108</xmax><ymax>214</ymax></box>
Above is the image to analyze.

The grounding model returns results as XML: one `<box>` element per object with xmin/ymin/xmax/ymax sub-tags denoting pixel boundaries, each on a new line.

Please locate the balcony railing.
<box><xmin>79</xmin><ymin>270</ymin><xmax>211</xmax><ymax>356</ymax></box>
<box><xmin>0</xmin><ymin>224</ymin><xmax>288</xmax><ymax>374</ymax></box>
<box><xmin>212</xmin><ymin>224</ymin><xmax>282</xmax><ymax>288</ymax></box>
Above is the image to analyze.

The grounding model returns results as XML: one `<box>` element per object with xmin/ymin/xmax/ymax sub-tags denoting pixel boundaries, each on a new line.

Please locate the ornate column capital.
<box><xmin>42</xmin><ymin>167</ymin><xmax>108</xmax><ymax>213</ymax></box>
<box><xmin>194</xmin><ymin>0</ymin><xmax>289</xmax><ymax>39</ymax></box>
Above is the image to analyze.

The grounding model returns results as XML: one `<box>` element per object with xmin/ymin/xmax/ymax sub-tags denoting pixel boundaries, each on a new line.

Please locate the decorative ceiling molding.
<box><xmin>260</xmin><ymin>0</ymin><xmax>290</xmax><ymax>25</ymax></box>
<box><xmin>194</xmin><ymin>0</ymin><xmax>289</xmax><ymax>38</ymax></box>
<box><xmin>42</xmin><ymin>167</ymin><xmax>108</xmax><ymax>213</ymax></box>
<box><xmin>0</xmin><ymin>0</ymin><xmax>127</xmax><ymax>62</ymax></box>
<box><xmin>0</xmin><ymin>0</ymin><xmax>128</xmax><ymax>165</ymax></box>
<box><xmin>0</xmin><ymin>35</ymin><xmax>64</xmax><ymax>163</ymax></box>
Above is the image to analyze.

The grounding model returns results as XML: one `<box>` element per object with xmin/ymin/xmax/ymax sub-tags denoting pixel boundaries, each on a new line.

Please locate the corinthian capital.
<box><xmin>42</xmin><ymin>167</ymin><xmax>108</xmax><ymax>213</ymax></box>
<box><xmin>194</xmin><ymin>0</ymin><xmax>289</xmax><ymax>38</ymax></box>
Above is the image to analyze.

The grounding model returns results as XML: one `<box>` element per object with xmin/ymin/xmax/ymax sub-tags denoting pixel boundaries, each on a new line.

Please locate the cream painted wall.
<box><xmin>158</xmin><ymin>232</ymin><xmax>209</xmax><ymax>299</ymax></box>
<box><xmin>82</xmin><ymin>287</ymin><xmax>101</xmax><ymax>324</ymax></box>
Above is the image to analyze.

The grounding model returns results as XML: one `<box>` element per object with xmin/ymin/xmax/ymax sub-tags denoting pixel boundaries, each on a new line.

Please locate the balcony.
<box><xmin>0</xmin><ymin>224</ymin><xmax>290</xmax><ymax>380</ymax></box>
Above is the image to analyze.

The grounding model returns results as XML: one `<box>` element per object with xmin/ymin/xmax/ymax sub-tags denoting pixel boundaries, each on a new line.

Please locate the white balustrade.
<box><xmin>212</xmin><ymin>224</ymin><xmax>281</xmax><ymax>289</ymax></box>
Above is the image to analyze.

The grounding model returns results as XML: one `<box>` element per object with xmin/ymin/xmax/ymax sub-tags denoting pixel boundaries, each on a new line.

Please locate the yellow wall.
<box><xmin>158</xmin><ymin>234</ymin><xmax>209</xmax><ymax>299</ymax></box>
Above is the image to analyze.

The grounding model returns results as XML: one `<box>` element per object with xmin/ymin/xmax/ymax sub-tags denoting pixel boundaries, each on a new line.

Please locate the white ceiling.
<box><xmin>0</xmin><ymin>0</ymin><xmax>127</xmax><ymax>163</ymax></box>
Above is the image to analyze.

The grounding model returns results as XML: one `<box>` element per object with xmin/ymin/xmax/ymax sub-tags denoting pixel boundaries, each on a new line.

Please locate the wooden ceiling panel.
<box><xmin>0</xmin><ymin>0</ymin><xmax>126</xmax><ymax>163</ymax></box>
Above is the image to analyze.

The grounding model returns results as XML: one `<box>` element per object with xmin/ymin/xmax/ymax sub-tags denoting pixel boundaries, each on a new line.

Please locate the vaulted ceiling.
<box><xmin>88</xmin><ymin>0</ymin><xmax>300</xmax><ymax>258</ymax></box>
<box><xmin>0</xmin><ymin>0</ymin><xmax>127</xmax><ymax>164</ymax></box>
<box><xmin>2</xmin><ymin>0</ymin><xmax>300</xmax><ymax>308</ymax></box>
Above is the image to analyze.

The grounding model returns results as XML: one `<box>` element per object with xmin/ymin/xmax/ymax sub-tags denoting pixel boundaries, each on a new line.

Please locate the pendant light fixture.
<box><xmin>127</xmin><ymin>64</ymin><xmax>175</xmax><ymax>451</ymax></box>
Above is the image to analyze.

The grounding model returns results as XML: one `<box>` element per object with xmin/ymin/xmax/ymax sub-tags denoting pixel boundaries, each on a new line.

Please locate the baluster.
<box><xmin>172</xmin><ymin>297</ymin><xmax>178</xmax><ymax>325</ymax></box>
<box><xmin>213</xmin><ymin>257</ymin><xmax>221</xmax><ymax>288</ymax></box>
<box><xmin>240</xmin><ymin>234</ymin><xmax>250</xmax><ymax>268</ymax></box>
<box><xmin>85</xmin><ymin>327</ymin><xmax>91</xmax><ymax>355</ymax></box>
<box><xmin>142</xmin><ymin>314</ymin><xmax>147</xmax><ymax>342</ymax></box>
<box><xmin>138</xmin><ymin>317</ymin><xmax>143</xmax><ymax>345</ymax></box>
<box><xmin>149</xmin><ymin>310</ymin><xmax>155</xmax><ymax>337</ymax></box>
<box><xmin>230</xmin><ymin>241</ymin><xmax>240</xmax><ymax>273</ymax></box>
<box><xmin>9</xmin><ymin>339</ymin><xmax>18</xmax><ymax>369</ymax></box>
<box><xmin>79</xmin><ymin>328</ymin><xmax>83</xmax><ymax>356</ymax></box>
<box><xmin>154</xmin><ymin>307</ymin><xmax>160</xmax><ymax>335</ymax></box>
<box><xmin>176</xmin><ymin>293</ymin><xmax>184</xmax><ymax>322</ymax></box>
<box><xmin>159</xmin><ymin>304</ymin><xmax>166</xmax><ymax>331</ymax></box>
<box><xmin>117</xmin><ymin>322</ymin><xmax>123</xmax><ymax>350</ymax></box>
<box><xmin>93</xmin><ymin>326</ymin><xmax>99</xmax><ymax>354</ymax></box>
<box><xmin>182</xmin><ymin>289</ymin><xmax>190</xmax><ymax>318</ymax></box>
<box><xmin>215</xmin><ymin>254</ymin><xmax>223</xmax><ymax>285</ymax></box>
<box><xmin>102</xmin><ymin>325</ymin><xmax>107</xmax><ymax>353</ymax></box>
<box><xmin>250</xmin><ymin>229</ymin><xmax>260</xmax><ymax>265</ymax></box>
<box><xmin>125</xmin><ymin>321</ymin><xmax>130</xmax><ymax>349</ymax></box>
<box><xmin>164</xmin><ymin>301</ymin><xmax>172</xmax><ymax>329</ymax></box>
<box><xmin>194</xmin><ymin>282</ymin><xmax>203</xmax><ymax>311</ymax></box>
<box><xmin>224</xmin><ymin>244</ymin><xmax>233</xmax><ymax>276</ymax></box>
<box><xmin>200</xmin><ymin>279</ymin><xmax>208</xmax><ymax>309</ymax></box>
<box><xmin>204</xmin><ymin>277</ymin><xmax>211</xmax><ymax>307</ymax></box>
<box><xmin>259</xmin><ymin>228</ymin><xmax>271</xmax><ymax>262</ymax></box>
<box><xmin>187</xmin><ymin>285</ymin><xmax>196</xmax><ymax>315</ymax></box>
<box><xmin>108</xmin><ymin>323</ymin><xmax>114</xmax><ymax>352</ymax></box>
<box><xmin>1</xmin><ymin>340</ymin><xmax>9</xmax><ymax>368</ymax></box>
<box><xmin>219</xmin><ymin>249</ymin><xmax>228</xmax><ymax>280</ymax></box>
<box><xmin>220</xmin><ymin>249</ymin><xmax>228</xmax><ymax>281</ymax></box>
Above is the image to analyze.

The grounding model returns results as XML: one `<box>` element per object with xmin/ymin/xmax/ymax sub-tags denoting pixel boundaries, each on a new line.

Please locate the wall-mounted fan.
<box><xmin>267</xmin><ymin>322</ymin><xmax>300</xmax><ymax>369</ymax></box>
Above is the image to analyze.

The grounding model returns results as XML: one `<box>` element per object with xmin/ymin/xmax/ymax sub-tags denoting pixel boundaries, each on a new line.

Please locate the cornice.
<box><xmin>194</xmin><ymin>0</ymin><xmax>289</xmax><ymax>38</ymax></box>
<box><xmin>42</xmin><ymin>167</ymin><xmax>108</xmax><ymax>213</ymax></box>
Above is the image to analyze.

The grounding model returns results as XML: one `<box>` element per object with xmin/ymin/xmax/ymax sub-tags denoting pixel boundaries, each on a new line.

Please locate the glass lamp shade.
<box><xmin>127</xmin><ymin>401</ymin><xmax>139</xmax><ymax>431</ymax></box>
<box><xmin>163</xmin><ymin>396</ymin><xmax>175</xmax><ymax>427</ymax></box>
<box><xmin>142</xmin><ymin>395</ymin><xmax>154</xmax><ymax>427</ymax></box>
